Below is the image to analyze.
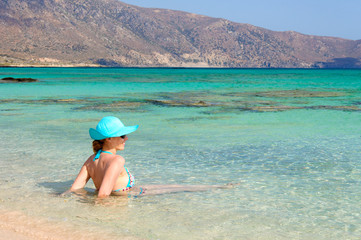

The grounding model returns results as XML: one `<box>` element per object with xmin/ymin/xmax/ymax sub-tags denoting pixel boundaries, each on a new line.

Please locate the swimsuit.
<box><xmin>112</xmin><ymin>167</ymin><xmax>134</xmax><ymax>192</ymax></box>
<box><xmin>93</xmin><ymin>149</ymin><xmax>135</xmax><ymax>192</ymax></box>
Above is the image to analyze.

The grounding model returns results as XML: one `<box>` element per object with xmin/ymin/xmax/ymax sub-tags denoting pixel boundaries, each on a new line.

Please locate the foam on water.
<box><xmin>0</xmin><ymin>68</ymin><xmax>360</xmax><ymax>239</ymax></box>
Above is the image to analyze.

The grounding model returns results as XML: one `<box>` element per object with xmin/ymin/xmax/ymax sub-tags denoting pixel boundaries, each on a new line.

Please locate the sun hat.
<box><xmin>89</xmin><ymin>116</ymin><xmax>138</xmax><ymax>140</ymax></box>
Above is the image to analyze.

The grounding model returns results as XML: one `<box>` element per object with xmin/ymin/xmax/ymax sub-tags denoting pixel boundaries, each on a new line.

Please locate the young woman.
<box><xmin>64</xmin><ymin>116</ymin><xmax>231</xmax><ymax>198</ymax></box>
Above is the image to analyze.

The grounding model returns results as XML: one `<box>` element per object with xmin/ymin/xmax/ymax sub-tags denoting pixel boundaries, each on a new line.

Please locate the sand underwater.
<box><xmin>0</xmin><ymin>68</ymin><xmax>360</xmax><ymax>239</ymax></box>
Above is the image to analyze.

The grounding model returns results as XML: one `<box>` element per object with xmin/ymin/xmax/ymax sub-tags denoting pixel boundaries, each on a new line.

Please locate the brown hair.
<box><xmin>92</xmin><ymin>140</ymin><xmax>105</xmax><ymax>153</ymax></box>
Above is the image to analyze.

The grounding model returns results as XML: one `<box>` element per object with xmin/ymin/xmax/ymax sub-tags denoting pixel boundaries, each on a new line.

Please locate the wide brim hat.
<box><xmin>89</xmin><ymin>116</ymin><xmax>138</xmax><ymax>140</ymax></box>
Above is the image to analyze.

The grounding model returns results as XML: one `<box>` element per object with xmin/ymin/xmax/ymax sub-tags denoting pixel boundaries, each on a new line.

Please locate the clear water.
<box><xmin>0</xmin><ymin>68</ymin><xmax>360</xmax><ymax>239</ymax></box>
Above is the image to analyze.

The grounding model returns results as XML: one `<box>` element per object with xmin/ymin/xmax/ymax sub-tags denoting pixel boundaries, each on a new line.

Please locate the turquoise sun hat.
<box><xmin>89</xmin><ymin>116</ymin><xmax>138</xmax><ymax>140</ymax></box>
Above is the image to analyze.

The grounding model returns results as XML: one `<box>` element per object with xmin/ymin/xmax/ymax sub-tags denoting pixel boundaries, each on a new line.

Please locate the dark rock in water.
<box><xmin>226</xmin><ymin>90</ymin><xmax>347</xmax><ymax>98</ymax></box>
<box><xmin>74</xmin><ymin>101</ymin><xmax>146</xmax><ymax>112</ymax></box>
<box><xmin>245</xmin><ymin>105</ymin><xmax>303</xmax><ymax>112</ymax></box>
<box><xmin>240</xmin><ymin>105</ymin><xmax>361</xmax><ymax>112</ymax></box>
<box><xmin>1</xmin><ymin>77</ymin><xmax>38</xmax><ymax>82</ymax></box>
<box><xmin>306</xmin><ymin>105</ymin><xmax>361</xmax><ymax>112</ymax></box>
<box><xmin>145</xmin><ymin>99</ymin><xmax>212</xmax><ymax>107</ymax></box>
<box><xmin>253</xmin><ymin>90</ymin><xmax>346</xmax><ymax>98</ymax></box>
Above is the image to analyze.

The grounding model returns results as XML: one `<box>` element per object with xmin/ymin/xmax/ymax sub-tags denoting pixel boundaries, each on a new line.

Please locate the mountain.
<box><xmin>1</xmin><ymin>0</ymin><xmax>361</xmax><ymax>68</ymax></box>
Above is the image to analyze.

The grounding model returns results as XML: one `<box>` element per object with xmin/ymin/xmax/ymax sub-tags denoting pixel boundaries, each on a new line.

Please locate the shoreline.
<box><xmin>0</xmin><ymin>209</ymin><xmax>138</xmax><ymax>240</ymax></box>
<box><xmin>0</xmin><ymin>64</ymin><xmax>101</xmax><ymax>68</ymax></box>
<box><xmin>0</xmin><ymin>228</ymin><xmax>35</xmax><ymax>240</ymax></box>
<box><xmin>1</xmin><ymin>64</ymin><xmax>361</xmax><ymax>69</ymax></box>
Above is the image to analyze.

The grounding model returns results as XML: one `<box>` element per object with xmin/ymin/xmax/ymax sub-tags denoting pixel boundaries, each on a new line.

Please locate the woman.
<box><xmin>64</xmin><ymin>116</ymin><xmax>138</xmax><ymax>198</ymax></box>
<box><xmin>65</xmin><ymin>116</ymin><xmax>232</xmax><ymax>198</ymax></box>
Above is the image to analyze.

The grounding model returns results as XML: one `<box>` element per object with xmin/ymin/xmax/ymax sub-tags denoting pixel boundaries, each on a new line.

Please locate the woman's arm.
<box><xmin>61</xmin><ymin>163</ymin><xmax>90</xmax><ymax>196</ymax></box>
<box><xmin>70</xmin><ymin>164</ymin><xmax>91</xmax><ymax>191</ymax></box>
<box><xmin>97</xmin><ymin>156</ymin><xmax>124</xmax><ymax>198</ymax></box>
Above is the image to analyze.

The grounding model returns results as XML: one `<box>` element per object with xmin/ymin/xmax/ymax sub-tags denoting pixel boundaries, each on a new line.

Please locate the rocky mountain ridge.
<box><xmin>1</xmin><ymin>0</ymin><xmax>361</xmax><ymax>68</ymax></box>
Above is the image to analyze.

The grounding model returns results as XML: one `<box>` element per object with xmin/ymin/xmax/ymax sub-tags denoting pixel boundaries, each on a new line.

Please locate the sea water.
<box><xmin>0</xmin><ymin>68</ymin><xmax>360</xmax><ymax>239</ymax></box>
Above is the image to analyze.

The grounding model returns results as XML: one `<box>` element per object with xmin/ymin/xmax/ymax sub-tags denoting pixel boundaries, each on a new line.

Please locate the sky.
<box><xmin>120</xmin><ymin>0</ymin><xmax>361</xmax><ymax>40</ymax></box>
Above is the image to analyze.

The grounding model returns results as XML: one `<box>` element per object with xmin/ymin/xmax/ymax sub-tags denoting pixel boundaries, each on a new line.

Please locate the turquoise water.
<box><xmin>0</xmin><ymin>68</ymin><xmax>360</xmax><ymax>239</ymax></box>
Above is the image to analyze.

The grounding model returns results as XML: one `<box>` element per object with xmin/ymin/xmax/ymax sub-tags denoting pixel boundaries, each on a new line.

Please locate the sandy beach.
<box><xmin>0</xmin><ymin>210</ymin><xmax>56</xmax><ymax>240</ymax></box>
<box><xmin>0</xmin><ymin>210</ymin><xmax>138</xmax><ymax>240</ymax></box>
<box><xmin>0</xmin><ymin>210</ymin><xmax>77</xmax><ymax>240</ymax></box>
<box><xmin>0</xmin><ymin>228</ymin><xmax>35</xmax><ymax>240</ymax></box>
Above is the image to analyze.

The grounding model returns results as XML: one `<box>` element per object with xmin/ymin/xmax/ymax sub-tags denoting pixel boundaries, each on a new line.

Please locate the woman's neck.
<box><xmin>101</xmin><ymin>148</ymin><xmax>116</xmax><ymax>155</ymax></box>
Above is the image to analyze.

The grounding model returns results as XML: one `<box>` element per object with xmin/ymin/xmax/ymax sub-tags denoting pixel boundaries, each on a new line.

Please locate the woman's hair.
<box><xmin>92</xmin><ymin>140</ymin><xmax>105</xmax><ymax>153</ymax></box>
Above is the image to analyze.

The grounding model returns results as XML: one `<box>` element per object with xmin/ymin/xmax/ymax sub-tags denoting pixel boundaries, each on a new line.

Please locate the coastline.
<box><xmin>0</xmin><ymin>63</ymin><xmax>101</xmax><ymax>68</ymax></box>
<box><xmin>2</xmin><ymin>64</ymin><xmax>361</xmax><ymax>69</ymax></box>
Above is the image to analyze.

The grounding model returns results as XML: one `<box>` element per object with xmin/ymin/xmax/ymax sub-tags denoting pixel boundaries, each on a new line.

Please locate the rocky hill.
<box><xmin>1</xmin><ymin>0</ymin><xmax>361</xmax><ymax>68</ymax></box>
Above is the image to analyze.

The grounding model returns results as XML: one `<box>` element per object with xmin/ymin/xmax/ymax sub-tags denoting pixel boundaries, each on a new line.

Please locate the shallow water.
<box><xmin>0</xmin><ymin>68</ymin><xmax>360</xmax><ymax>239</ymax></box>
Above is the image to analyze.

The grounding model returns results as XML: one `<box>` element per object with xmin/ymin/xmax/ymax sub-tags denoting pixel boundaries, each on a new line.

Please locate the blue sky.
<box><xmin>120</xmin><ymin>0</ymin><xmax>361</xmax><ymax>40</ymax></box>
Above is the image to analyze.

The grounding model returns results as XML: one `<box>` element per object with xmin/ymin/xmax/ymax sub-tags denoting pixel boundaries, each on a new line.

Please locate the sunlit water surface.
<box><xmin>0</xmin><ymin>68</ymin><xmax>360</xmax><ymax>239</ymax></box>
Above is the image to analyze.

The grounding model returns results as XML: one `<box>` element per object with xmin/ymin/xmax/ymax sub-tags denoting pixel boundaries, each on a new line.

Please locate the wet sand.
<box><xmin>0</xmin><ymin>210</ymin><xmax>138</xmax><ymax>240</ymax></box>
<box><xmin>0</xmin><ymin>228</ymin><xmax>35</xmax><ymax>240</ymax></box>
<box><xmin>0</xmin><ymin>210</ymin><xmax>75</xmax><ymax>240</ymax></box>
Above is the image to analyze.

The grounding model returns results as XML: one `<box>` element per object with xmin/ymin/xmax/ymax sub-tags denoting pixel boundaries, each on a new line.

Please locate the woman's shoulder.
<box><xmin>86</xmin><ymin>154</ymin><xmax>96</xmax><ymax>162</ymax></box>
<box><xmin>109</xmin><ymin>154</ymin><xmax>125</xmax><ymax>165</ymax></box>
